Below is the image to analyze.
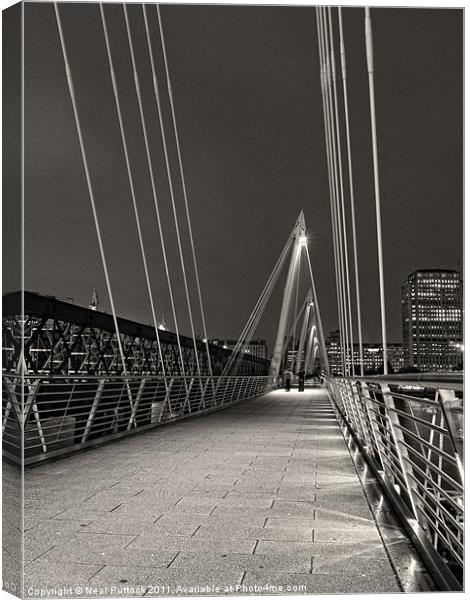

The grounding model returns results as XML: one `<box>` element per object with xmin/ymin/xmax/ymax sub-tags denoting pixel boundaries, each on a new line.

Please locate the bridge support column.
<box><xmin>270</xmin><ymin>211</ymin><xmax>306</xmax><ymax>380</ymax></box>
<box><xmin>295</xmin><ymin>294</ymin><xmax>312</xmax><ymax>375</ymax></box>
<box><xmin>304</xmin><ymin>322</ymin><xmax>316</xmax><ymax>375</ymax></box>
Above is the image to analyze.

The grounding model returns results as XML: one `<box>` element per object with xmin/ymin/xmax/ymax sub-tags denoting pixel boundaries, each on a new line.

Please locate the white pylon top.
<box><xmin>295</xmin><ymin>210</ymin><xmax>306</xmax><ymax>239</ymax></box>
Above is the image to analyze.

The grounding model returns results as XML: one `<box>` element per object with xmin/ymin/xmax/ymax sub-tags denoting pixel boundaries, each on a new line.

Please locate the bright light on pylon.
<box><xmin>299</xmin><ymin>235</ymin><xmax>307</xmax><ymax>246</ymax></box>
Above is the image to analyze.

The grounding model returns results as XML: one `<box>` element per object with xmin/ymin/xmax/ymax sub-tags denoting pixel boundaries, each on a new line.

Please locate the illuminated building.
<box><xmin>210</xmin><ymin>338</ymin><xmax>268</xmax><ymax>359</ymax></box>
<box><xmin>402</xmin><ymin>270</ymin><xmax>463</xmax><ymax>371</ymax></box>
<box><xmin>326</xmin><ymin>330</ymin><xmax>404</xmax><ymax>375</ymax></box>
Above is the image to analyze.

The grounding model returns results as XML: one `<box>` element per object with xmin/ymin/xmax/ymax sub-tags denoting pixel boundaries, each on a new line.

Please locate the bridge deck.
<box><xmin>24</xmin><ymin>388</ymin><xmax>403</xmax><ymax>596</ymax></box>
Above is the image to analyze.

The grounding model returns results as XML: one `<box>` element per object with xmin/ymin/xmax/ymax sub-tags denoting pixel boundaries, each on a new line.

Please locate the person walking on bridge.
<box><xmin>283</xmin><ymin>369</ymin><xmax>293</xmax><ymax>392</ymax></box>
<box><xmin>297</xmin><ymin>369</ymin><xmax>305</xmax><ymax>392</ymax></box>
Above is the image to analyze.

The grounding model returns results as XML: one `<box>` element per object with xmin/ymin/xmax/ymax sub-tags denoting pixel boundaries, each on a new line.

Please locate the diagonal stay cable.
<box><xmin>321</xmin><ymin>7</ymin><xmax>349</xmax><ymax>375</ymax></box>
<box><xmin>122</xmin><ymin>4</ymin><xmax>187</xmax><ymax>383</ymax></box>
<box><xmin>327</xmin><ymin>7</ymin><xmax>355</xmax><ymax>375</ymax></box>
<box><xmin>291</xmin><ymin>250</ymin><xmax>301</xmax><ymax>355</ymax></box>
<box><xmin>100</xmin><ymin>3</ymin><xmax>167</xmax><ymax>386</ymax></box>
<box><xmin>338</xmin><ymin>7</ymin><xmax>364</xmax><ymax>377</ymax></box>
<box><xmin>224</xmin><ymin>235</ymin><xmax>293</xmax><ymax>375</ymax></box>
<box><xmin>223</xmin><ymin>231</ymin><xmax>294</xmax><ymax>375</ymax></box>
<box><xmin>304</xmin><ymin>245</ymin><xmax>330</xmax><ymax>375</ymax></box>
<box><xmin>365</xmin><ymin>7</ymin><xmax>388</xmax><ymax>374</ymax></box>
<box><xmin>318</xmin><ymin>8</ymin><xmax>346</xmax><ymax>375</ymax></box>
<box><xmin>230</xmin><ymin>229</ymin><xmax>297</xmax><ymax>376</ymax></box>
<box><xmin>324</xmin><ymin>7</ymin><xmax>351</xmax><ymax>374</ymax></box>
<box><xmin>316</xmin><ymin>8</ymin><xmax>344</xmax><ymax>376</ymax></box>
<box><xmin>155</xmin><ymin>4</ymin><xmax>213</xmax><ymax>379</ymax></box>
<box><xmin>54</xmin><ymin>4</ymin><xmax>131</xmax><ymax>400</ymax></box>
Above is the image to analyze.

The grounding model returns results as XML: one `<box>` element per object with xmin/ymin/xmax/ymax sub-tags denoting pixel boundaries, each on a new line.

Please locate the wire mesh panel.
<box><xmin>2</xmin><ymin>374</ymin><xmax>274</xmax><ymax>465</ymax></box>
<box><xmin>326</xmin><ymin>377</ymin><xmax>463</xmax><ymax>588</ymax></box>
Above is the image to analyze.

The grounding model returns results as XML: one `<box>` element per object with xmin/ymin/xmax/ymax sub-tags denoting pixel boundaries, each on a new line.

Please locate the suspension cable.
<box><xmin>54</xmin><ymin>3</ymin><xmax>129</xmax><ymax>381</ymax></box>
<box><xmin>155</xmin><ymin>4</ymin><xmax>213</xmax><ymax>378</ymax></box>
<box><xmin>316</xmin><ymin>8</ymin><xmax>344</xmax><ymax>375</ymax></box>
<box><xmin>295</xmin><ymin>291</ymin><xmax>312</xmax><ymax>374</ymax></box>
<box><xmin>291</xmin><ymin>253</ymin><xmax>301</xmax><ymax>356</ymax></box>
<box><xmin>227</xmin><ymin>235</ymin><xmax>293</xmax><ymax>375</ymax></box>
<box><xmin>365</xmin><ymin>7</ymin><xmax>388</xmax><ymax>374</ymax></box>
<box><xmin>288</xmin><ymin>294</ymin><xmax>309</xmax><ymax>343</ymax></box>
<box><xmin>224</xmin><ymin>231</ymin><xmax>294</xmax><ymax>375</ymax></box>
<box><xmin>323</xmin><ymin>7</ymin><xmax>350</xmax><ymax>375</ymax></box>
<box><xmin>338</xmin><ymin>7</ymin><xmax>364</xmax><ymax>376</ymax></box>
<box><xmin>304</xmin><ymin>245</ymin><xmax>330</xmax><ymax>375</ymax></box>
<box><xmin>318</xmin><ymin>8</ymin><xmax>347</xmax><ymax>375</ymax></box>
<box><xmin>327</xmin><ymin>7</ymin><xmax>355</xmax><ymax>375</ymax></box>
<box><xmin>122</xmin><ymin>4</ymin><xmax>188</xmax><ymax>380</ymax></box>
<box><xmin>100</xmin><ymin>3</ymin><xmax>167</xmax><ymax>383</ymax></box>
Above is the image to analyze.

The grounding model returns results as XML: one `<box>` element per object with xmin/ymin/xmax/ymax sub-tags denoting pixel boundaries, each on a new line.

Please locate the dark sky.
<box><xmin>19</xmin><ymin>2</ymin><xmax>463</xmax><ymax>352</ymax></box>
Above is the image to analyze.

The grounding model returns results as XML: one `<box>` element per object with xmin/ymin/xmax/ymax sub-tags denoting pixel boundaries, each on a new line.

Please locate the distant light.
<box><xmin>299</xmin><ymin>235</ymin><xmax>308</xmax><ymax>246</ymax></box>
<box><xmin>398</xmin><ymin>384</ymin><xmax>424</xmax><ymax>392</ymax></box>
<box><xmin>202</xmin><ymin>338</ymin><xmax>207</xmax><ymax>343</ymax></box>
<box><xmin>158</xmin><ymin>324</ymin><xmax>166</xmax><ymax>331</ymax></box>
<box><xmin>223</xmin><ymin>345</ymin><xmax>228</xmax><ymax>349</ymax></box>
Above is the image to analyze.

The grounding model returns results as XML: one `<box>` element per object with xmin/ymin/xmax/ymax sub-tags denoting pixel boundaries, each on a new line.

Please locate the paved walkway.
<box><xmin>24</xmin><ymin>388</ymin><xmax>402</xmax><ymax>596</ymax></box>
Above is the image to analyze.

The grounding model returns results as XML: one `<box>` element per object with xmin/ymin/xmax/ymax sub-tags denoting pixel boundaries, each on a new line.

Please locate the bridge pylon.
<box><xmin>269</xmin><ymin>210</ymin><xmax>306</xmax><ymax>379</ymax></box>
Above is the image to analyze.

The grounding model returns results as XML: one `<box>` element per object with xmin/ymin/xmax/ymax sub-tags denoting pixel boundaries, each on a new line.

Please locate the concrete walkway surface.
<box><xmin>22</xmin><ymin>388</ymin><xmax>402</xmax><ymax>596</ymax></box>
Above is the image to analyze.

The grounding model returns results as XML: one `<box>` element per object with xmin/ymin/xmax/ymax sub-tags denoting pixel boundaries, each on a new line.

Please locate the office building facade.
<box><xmin>326</xmin><ymin>330</ymin><xmax>404</xmax><ymax>376</ymax></box>
<box><xmin>210</xmin><ymin>338</ymin><xmax>268</xmax><ymax>359</ymax></box>
<box><xmin>402</xmin><ymin>270</ymin><xmax>463</xmax><ymax>371</ymax></box>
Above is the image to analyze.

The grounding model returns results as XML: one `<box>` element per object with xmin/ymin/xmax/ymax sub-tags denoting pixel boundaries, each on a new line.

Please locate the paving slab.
<box><xmin>24</xmin><ymin>561</ymin><xmax>104</xmax><ymax>596</ymax></box>
<box><xmin>24</xmin><ymin>388</ymin><xmax>402</xmax><ymax>595</ymax></box>
<box><xmin>241</xmin><ymin>570</ymin><xmax>401</xmax><ymax>594</ymax></box>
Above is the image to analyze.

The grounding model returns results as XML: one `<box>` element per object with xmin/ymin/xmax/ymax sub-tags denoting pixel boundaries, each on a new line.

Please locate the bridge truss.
<box><xmin>2</xmin><ymin>291</ymin><xmax>269</xmax><ymax>377</ymax></box>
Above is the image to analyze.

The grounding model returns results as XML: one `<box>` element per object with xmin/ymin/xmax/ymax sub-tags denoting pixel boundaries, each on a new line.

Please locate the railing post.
<box><xmin>381</xmin><ymin>384</ymin><xmax>421</xmax><ymax>520</ymax></box>
<box><xmin>339</xmin><ymin>379</ymin><xmax>355</xmax><ymax>427</ymax></box>
<box><xmin>223</xmin><ymin>376</ymin><xmax>232</xmax><ymax>405</ymax></box>
<box><xmin>182</xmin><ymin>377</ymin><xmax>195</xmax><ymax>413</ymax></box>
<box><xmin>359</xmin><ymin>381</ymin><xmax>386</xmax><ymax>471</ymax></box>
<box><xmin>19</xmin><ymin>378</ymin><xmax>46</xmax><ymax>453</ymax></box>
<box><xmin>437</xmin><ymin>388</ymin><xmax>463</xmax><ymax>483</ymax></box>
<box><xmin>349</xmin><ymin>379</ymin><xmax>368</xmax><ymax>447</ymax></box>
<box><xmin>156</xmin><ymin>377</ymin><xmax>174</xmax><ymax>422</ymax></box>
<box><xmin>200</xmin><ymin>377</ymin><xmax>210</xmax><ymax>410</ymax></box>
<box><xmin>127</xmin><ymin>378</ymin><xmax>146</xmax><ymax>430</ymax></box>
<box><xmin>229</xmin><ymin>377</ymin><xmax>238</xmax><ymax>404</ymax></box>
<box><xmin>31</xmin><ymin>402</ymin><xmax>47</xmax><ymax>454</ymax></box>
<box><xmin>238</xmin><ymin>376</ymin><xmax>249</xmax><ymax>401</ymax></box>
<box><xmin>82</xmin><ymin>379</ymin><xmax>105</xmax><ymax>443</ymax></box>
<box><xmin>2</xmin><ymin>376</ymin><xmax>24</xmax><ymax>433</ymax></box>
<box><xmin>213</xmin><ymin>376</ymin><xmax>225</xmax><ymax>406</ymax></box>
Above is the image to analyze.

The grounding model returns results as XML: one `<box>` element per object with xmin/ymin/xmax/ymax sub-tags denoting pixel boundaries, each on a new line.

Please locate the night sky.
<box><xmin>19</xmin><ymin>2</ymin><xmax>463</xmax><ymax>352</ymax></box>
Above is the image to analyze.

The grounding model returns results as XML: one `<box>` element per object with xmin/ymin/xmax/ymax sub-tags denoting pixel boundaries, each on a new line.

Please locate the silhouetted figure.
<box><xmin>283</xmin><ymin>369</ymin><xmax>293</xmax><ymax>392</ymax></box>
<box><xmin>298</xmin><ymin>369</ymin><xmax>305</xmax><ymax>392</ymax></box>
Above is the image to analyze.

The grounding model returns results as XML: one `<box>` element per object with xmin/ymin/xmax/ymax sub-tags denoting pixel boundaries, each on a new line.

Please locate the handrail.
<box><xmin>2</xmin><ymin>374</ymin><xmax>275</xmax><ymax>465</ymax></box>
<box><xmin>352</xmin><ymin>372</ymin><xmax>463</xmax><ymax>391</ymax></box>
<box><xmin>326</xmin><ymin>376</ymin><xmax>463</xmax><ymax>590</ymax></box>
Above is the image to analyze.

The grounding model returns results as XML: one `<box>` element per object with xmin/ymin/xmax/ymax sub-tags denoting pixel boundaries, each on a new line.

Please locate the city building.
<box><xmin>402</xmin><ymin>269</ymin><xmax>463</xmax><ymax>371</ymax></box>
<box><xmin>326</xmin><ymin>330</ymin><xmax>405</xmax><ymax>375</ymax></box>
<box><xmin>209</xmin><ymin>338</ymin><xmax>268</xmax><ymax>359</ymax></box>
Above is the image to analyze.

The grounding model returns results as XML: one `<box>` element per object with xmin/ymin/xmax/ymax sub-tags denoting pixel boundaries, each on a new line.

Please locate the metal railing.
<box><xmin>2</xmin><ymin>374</ymin><xmax>275</xmax><ymax>465</ymax></box>
<box><xmin>326</xmin><ymin>376</ymin><xmax>463</xmax><ymax>590</ymax></box>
